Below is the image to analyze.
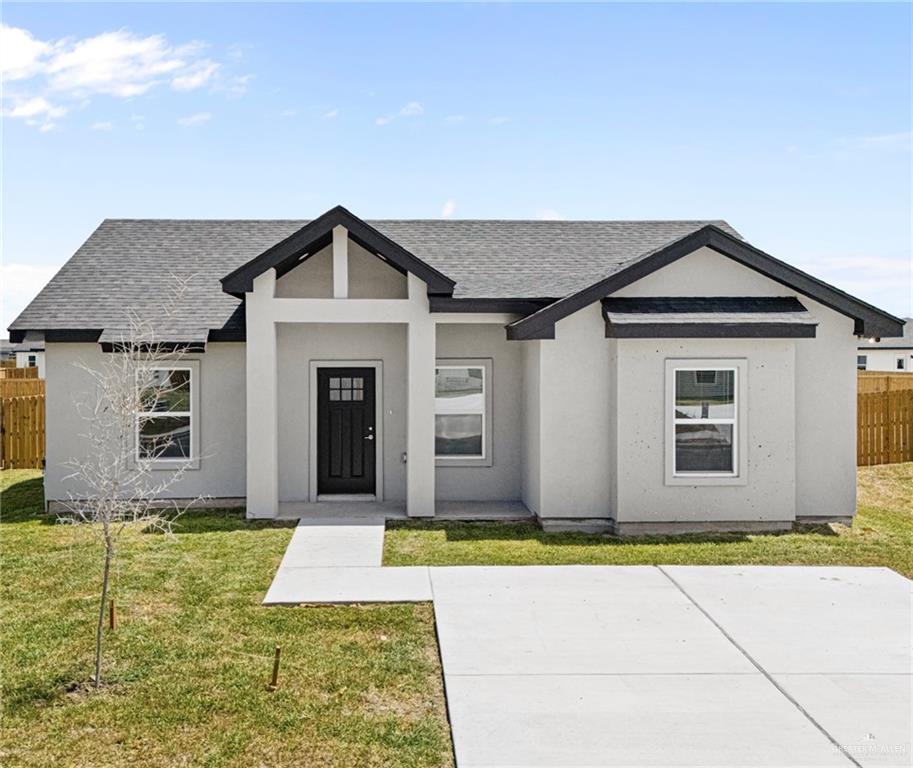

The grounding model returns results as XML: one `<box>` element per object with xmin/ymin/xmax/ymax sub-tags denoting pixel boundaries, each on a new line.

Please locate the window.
<box><xmin>896</xmin><ymin>357</ymin><xmax>907</xmax><ymax>371</ymax></box>
<box><xmin>137</xmin><ymin>367</ymin><xmax>192</xmax><ymax>461</ymax></box>
<box><xmin>435</xmin><ymin>362</ymin><xmax>490</xmax><ymax>462</ymax></box>
<box><xmin>672</xmin><ymin>367</ymin><xmax>737</xmax><ymax>476</ymax></box>
<box><xmin>857</xmin><ymin>355</ymin><xmax>868</xmax><ymax>371</ymax></box>
<box><xmin>27</xmin><ymin>354</ymin><xmax>37</xmax><ymax>368</ymax></box>
<box><xmin>329</xmin><ymin>376</ymin><xmax>364</xmax><ymax>401</ymax></box>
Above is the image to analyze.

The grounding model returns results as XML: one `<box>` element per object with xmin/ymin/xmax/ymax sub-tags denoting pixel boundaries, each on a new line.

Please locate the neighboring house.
<box><xmin>8</xmin><ymin>206</ymin><xmax>904</xmax><ymax>533</ymax></box>
<box><xmin>857</xmin><ymin>318</ymin><xmax>913</xmax><ymax>372</ymax></box>
<box><xmin>0</xmin><ymin>338</ymin><xmax>46</xmax><ymax>377</ymax></box>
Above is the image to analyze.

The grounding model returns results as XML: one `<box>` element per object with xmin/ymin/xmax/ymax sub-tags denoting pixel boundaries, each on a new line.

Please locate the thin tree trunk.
<box><xmin>94</xmin><ymin>534</ymin><xmax>113</xmax><ymax>687</ymax></box>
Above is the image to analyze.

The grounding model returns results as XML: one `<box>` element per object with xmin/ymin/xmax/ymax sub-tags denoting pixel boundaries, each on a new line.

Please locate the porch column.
<box><xmin>407</xmin><ymin>274</ymin><xmax>436</xmax><ymax>517</ymax></box>
<box><xmin>245</xmin><ymin>269</ymin><xmax>279</xmax><ymax>518</ymax></box>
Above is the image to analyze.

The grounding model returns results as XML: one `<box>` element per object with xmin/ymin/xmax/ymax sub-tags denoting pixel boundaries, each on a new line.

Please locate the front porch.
<box><xmin>276</xmin><ymin>499</ymin><xmax>533</xmax><ymax>522</ymax></box>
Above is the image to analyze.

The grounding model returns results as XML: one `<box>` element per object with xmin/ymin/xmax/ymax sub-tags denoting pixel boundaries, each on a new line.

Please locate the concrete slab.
<box><xmin>444</xmin><ymin>673</ymin><xmax>847</xmax><ymax>767</ymax></box>
<box><xmin>277</xmin><ymin>515</ymin><xmax>385</xmax><ymax>568</ymax></box>
<box><xmin>662</xmin><ymin>566</ymin><xmax>913</xmax><ymax>673</ymax></box>
<box><xmin>263</xmin><ymin>566</ymin><xmax>431</xmax><ymax>604</ymax></box>
<box><xmin>430</xmin><ymin>566</ymin><xmax>754</xmax><ymax>675</ymax></box>
<box><xmin>772</xmin><ymin>674</ymin><xmax>913</xmax><ymax>768</ymax></box>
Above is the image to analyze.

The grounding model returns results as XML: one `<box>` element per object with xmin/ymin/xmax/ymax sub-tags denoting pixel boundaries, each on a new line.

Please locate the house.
<box><xmin>857</xmin><ymin>318</ymin><xmax>913</xmax><ymax>372</ymax></box>
<box><xmin>0</xmin><ymin>338</ymin><xmax>46</xmax><ymax>377</ymax></box>
<box><xmin>8</xmin><ymin>206</ymin><xmax>904</xmax><ymax>533</ymax></box>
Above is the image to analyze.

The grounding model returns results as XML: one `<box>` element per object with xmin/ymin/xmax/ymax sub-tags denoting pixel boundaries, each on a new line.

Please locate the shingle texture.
<box><xmin>9</xmin><ymin>218</ymin><xmax>740</xmax><ymax>336</ymax></box>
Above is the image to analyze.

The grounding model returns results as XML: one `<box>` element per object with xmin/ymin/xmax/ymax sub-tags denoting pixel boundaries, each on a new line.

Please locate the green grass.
<box><xmin>385</xmin><ymin>464</ymin><xmax>913</xmax><ymax>578</ymax></box>
<box><xmin>0</xmin><ymin>470</ymin><xmax>453</xmax><ymax>768</ymax></box>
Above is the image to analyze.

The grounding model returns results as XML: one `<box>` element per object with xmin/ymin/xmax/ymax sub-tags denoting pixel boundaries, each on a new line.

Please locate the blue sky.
<box><xmin>2</xmin><ymin>2</ymin><xmax>911</xmax><ymax>331</ymax></box>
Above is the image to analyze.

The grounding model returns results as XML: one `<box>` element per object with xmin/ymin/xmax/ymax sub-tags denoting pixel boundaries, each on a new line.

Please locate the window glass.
<box><xmin>138</xmin><ymin>367</ymin><xmax>192</xmax><ymax>460</ymax></box>
<box><xmin>897</xmin><ymin>358</ymin><xmax>906</xmax><ymax>371</ymax></box>
<box><xmin>435</xmin><ymin>366</ymin><xmax>485</xmax><ymax>458</ymax></box>
<box><xmin>857</xmin><ymin>355</ymin><xmax>867</xmax><ymax>370</ymax></box>
<box><xmin>674</xmin><ymin>369</ymin><xmax>735</xmax><ymax>419</ymax></box>
<box><xmin>672</xmin><ymin>367</ymin><xmax>736</xmax><ymax>475</ymax></box>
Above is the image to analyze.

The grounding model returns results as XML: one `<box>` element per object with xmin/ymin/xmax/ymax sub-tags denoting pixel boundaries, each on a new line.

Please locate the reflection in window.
<box><xmin>435</xmin><ymin>366</ymin><xmax>485</xmax><ymax>458</ymax></box>
<box><xmin>138</xmin><ymin>368</ymin><xmax>192</xmax><ymax>460</ymax></box>
<box><xmin>672</xmin><ymin>368</ymin><xmax>736</xmax><ymax>475</ymax></box>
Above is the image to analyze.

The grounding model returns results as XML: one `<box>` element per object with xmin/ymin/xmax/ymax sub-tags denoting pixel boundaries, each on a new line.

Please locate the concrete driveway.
<box><xmin>264</xmin><ymin>519</ymin><xmax>912</xmax><ymax>766</ymax></box>
<box><xmin>431</xmin><ymin>565</ymin><xmax>912</xmax><ymax>768</ymax></box>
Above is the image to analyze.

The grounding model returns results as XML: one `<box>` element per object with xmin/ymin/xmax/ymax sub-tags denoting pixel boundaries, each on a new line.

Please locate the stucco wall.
<box><xmin>520</xmin><ymin>340</ymin><xmax>541</xmax><ymax>514</ymax></box>
<box><xmin>274</xmin><ymin>240</ymin><xmax>407</xmax><ymax>299</ymax></box>
<box><xmin>276</xmin><ymin>323</ymin><xmax>408</xmax><ymax>502</ymax></box>
<box><xmin>537</xmin><ymin>304</ymin><xmax>614</xmax><ymax>519</ymax></box>
<box><xmin>610</xmin><ymin>246</ymin><xmax>856</xmax><ymax>523</ymax></box>
<box><xmin>614</xmin><ymin>338</ymin><xmax>797</xmax><ymax>523</ymax></box>
<box><xmin>275</xmin><ymin>245</ymin><xmax>333</xmax><ymax>298</ymax></box>
<box><xmin>348</xmin><ymin>242</ymin><xmax>408</xmax><ymax>298</ymax></box>
<box><xmin>44</xmin><ymin>342</ymin><xmax>247</xmax><ymax>502</ymax></box>
<box><xmin>435</xmin><ymin>324</ymin><xmax>523</xmax><ymax>501</ymax></box>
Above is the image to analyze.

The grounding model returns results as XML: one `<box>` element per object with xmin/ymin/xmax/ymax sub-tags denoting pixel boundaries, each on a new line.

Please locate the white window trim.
<box><xmin>664</xmin><ymin>358</ymin><xmax>748</xmax><ymax>487</ymax></box>
<box><xmin>435</xmin><ymin>358</ymin><xmax>493</xmax><ymax>468</ymax></box>
<box><xmin>135</xmin><ymin>360</ymin><xmax>200</xmax><ymax>470</ymax></box>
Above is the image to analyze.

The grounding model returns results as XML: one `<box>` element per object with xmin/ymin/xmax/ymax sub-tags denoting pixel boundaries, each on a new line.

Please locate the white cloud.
<box><xmin>537</xmin><ymin>209</ymin><xmax>565</xmax><ymax>221</ymax></box>
<box><xmin>1</xmin><ymin>263</ymin><xmax>59</xmax><ymax>331</ymax></box>
<box><xmin>5</xmin><ymin>96</ymin><xmax>65</xmax><ymax>119</ymax></box>
<box><xmin>375</xmin><ymin>115</ymin><xmax>393</xmax><ymax>126</ymax></box>
<box><xmin>0</xmin><ymin>24</ymin><xmax>231</xmax><ymax>130</ymax></box>
<box><xmin>0</xmin><ymin>24</ymin><xmax>51</xmax><ymax>80</ymax></box>
<box><xmin>92</xmin><ymin>121</ymin><xmax>113</xmax><ymax>131</ymax></box>
<box><xmin>489</xmin><ymin>116</ymin><xmax>509</xmax><ymax>125</ymax></box>
<box><xmin>177</xmin><ymin>111</ymin><xmax>211</xmax><ymax>127</ymax></box>
<box><xmin>280</xmin><ymin>108</ymin><xmax>298</xmax><ymax>117</ymax></box>
<box><xmin>171</xmin><ymin>59</ymin><xmax>220</xmax><ymax>91</ymax></box>
<box><xmin>400</xmin><ymin>101</ymin><xmax>424</xmax><ymax>117</ymax></box>
<box><xmin>441</xmin><ymin>199</ymin><xmax>457</xmax><ymax>218</ymax></box>
<box><xmin>445</xmin><ymin>114</ymin><xmax>466</xmax><ymax>123</ymax></box>
<box><xmin>323</xmin><ymin>108</ymin><xmax>339</xmax><ymax>119</ymax></box>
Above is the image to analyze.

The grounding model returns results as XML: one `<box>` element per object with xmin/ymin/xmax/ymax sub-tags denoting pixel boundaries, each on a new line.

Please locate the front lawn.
<box><xmin>0</xmin><ymin>470</ymin><xmax>453</xmax><ymax>768</ymax></box>
<box><xmin>385</xmin><ymin>464</ymin><xmax>913</xmax><ymax>577</ymax></box>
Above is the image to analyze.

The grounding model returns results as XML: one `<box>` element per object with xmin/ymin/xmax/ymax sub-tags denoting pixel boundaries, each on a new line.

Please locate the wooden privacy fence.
<box><xmin>0</xmin><ymin>367</ymin><xmax>40</xmax><ymax>380</ymax></box>
<box><xmin>857</xmin><ymin>372</ymin><xmax>913</xmax><ymax>394</ymax></box>
<box><xmin>0</xmin><ymin>379</ymin><xmax>44</xmax><ymax>398</ymax></box>
<box><xmin>0</xmin><ymin>390</ymin><xmax>46</xmax><ymax>470</ymax></box>
<box><xmin>857</xmin><ymin>389</ymin><xmax>913</xmax><ymax>466</ymax></box>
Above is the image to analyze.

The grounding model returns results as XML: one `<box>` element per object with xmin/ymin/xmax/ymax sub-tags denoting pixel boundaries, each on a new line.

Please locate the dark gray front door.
<box><xmin>317</xmin><ymin>368</ymin><xmax>376</xmax><ymax>495</ymax></box>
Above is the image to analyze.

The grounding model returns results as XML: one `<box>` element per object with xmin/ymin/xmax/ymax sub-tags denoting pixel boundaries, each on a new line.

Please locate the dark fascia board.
<box><xmin>429</xmin><ymin>296</ymin><xmax>556</xmax><ymax>315</ymax></box>
<box><xmin>602</xmin><ymin>296</ymin><xmax>808</xmax><ymax>314</ymax></box>
<box><xmin>100</xmin><ymin>341</ymin><xmax>207</xmax><ymax>353</ymax></box>
<box><xmin>8</xmin><ymin>329</ymin><xmax>103</xmax><ymax>344</ymax></box>
<box><xmin>507</xmin><ymin>226</ymin><xmax>905</xmax><ymax>340</ymax></box>
<box><xmin>605</xmin><ymin>322</ymin><xmax>817</xmax><ymax>339</ymax></box>
<box><xmin>220</xmin><ymin>205</ymin><xmax>456</xmax><ymax>297</ymax></box>
<box><xmin>207</xmin><ymin>327</ymin><xmax>246</xmax><ymax>342</ymax></box>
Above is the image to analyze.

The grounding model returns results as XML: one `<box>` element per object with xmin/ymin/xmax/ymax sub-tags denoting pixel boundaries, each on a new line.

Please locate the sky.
<box><xmin>1</xmin><ymin>2</ymin><xmax>911</xmax><ymax>332</ymax></box>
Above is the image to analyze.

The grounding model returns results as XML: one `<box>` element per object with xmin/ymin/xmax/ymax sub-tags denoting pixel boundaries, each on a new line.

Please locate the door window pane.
<box><xmin>675</xmin><ymin>424</ymin><xmax>733</xmax><ymax>473</ymax></box>
<box><xmin>435</xmin><ymin>414</ymin><xmax>483</xmax><ymax>456</ymax></box>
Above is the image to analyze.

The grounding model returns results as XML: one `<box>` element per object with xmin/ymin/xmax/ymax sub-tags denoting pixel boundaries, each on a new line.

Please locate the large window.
<box><xmin>435</xmin><ymin>362</ymin><xmax>489</xmax><ymax>462</ymax></box>
<box><xmin>671</xmin><ymin>366</ymin><xmax>737</xmax><ymax>476</ymax></box>
<box><xmin>137</xmin><ymin>367</ymin><xmax>193</xmax><ymax>461</ymax></box>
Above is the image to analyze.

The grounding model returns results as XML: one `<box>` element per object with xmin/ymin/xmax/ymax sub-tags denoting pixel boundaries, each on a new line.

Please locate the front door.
<box><xmin>317</xmin><ymin>367</ymin><xmax>376</xmax><ymax>495</ymax></box>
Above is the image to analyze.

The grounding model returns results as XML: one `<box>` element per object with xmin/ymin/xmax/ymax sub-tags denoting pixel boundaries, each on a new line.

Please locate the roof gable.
<box><xmin>507</xmin><ymin>225</ymin><xmax>904</xmax><ymax>340</ymax></box>
<box><xmin>220</xmin><ymin>205</ymin><xmax>455</xmax><ymax>296</ymax></box>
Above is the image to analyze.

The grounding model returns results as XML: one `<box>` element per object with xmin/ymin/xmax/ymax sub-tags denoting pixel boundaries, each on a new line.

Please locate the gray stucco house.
<box><xmin>9</xmin><ymin>206</ymin><xmax>904</xmax><ymax>533</ymax></box>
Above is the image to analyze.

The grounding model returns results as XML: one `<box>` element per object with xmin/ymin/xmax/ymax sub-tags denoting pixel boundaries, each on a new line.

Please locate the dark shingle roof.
<box><xmin>9</xmin><ymin>218</ymin><xmax>739</xmax><ymax>337</ymax></box>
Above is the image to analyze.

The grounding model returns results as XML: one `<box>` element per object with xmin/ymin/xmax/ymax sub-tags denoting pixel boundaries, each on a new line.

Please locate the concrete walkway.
<box><xmin>263</xmin><ymin>513</ymin><xmax>431</xmax><ymax>603</ymax></box>
<box><xmin>263</xmin><ymin>519</ymin><xmax>912</xmax><ymax>767</ymax></box>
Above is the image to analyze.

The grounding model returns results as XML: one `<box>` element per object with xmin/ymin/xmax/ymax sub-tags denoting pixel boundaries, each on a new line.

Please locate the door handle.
<box><xmin>364</xmin><ymin>434</ymin><xmax>374</xmax><ymax>441</ymax></box>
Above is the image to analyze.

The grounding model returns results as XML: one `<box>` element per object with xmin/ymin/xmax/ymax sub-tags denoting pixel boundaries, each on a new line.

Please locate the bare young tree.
<box><xmin>59</xmin><ymin>276</ymin><xmax>204</xmax><ymax>687</ymax></box>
